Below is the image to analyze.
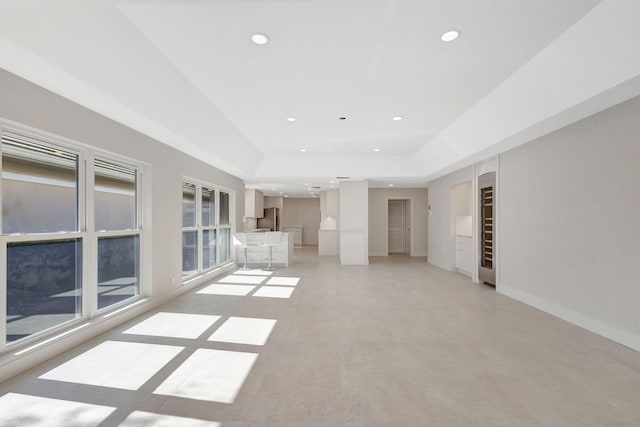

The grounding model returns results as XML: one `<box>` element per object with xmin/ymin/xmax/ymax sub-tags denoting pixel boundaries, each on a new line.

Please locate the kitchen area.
<box><xmin>240</xmin><ymin>189</ymin><xmax>319</xmax><ymax>267</ymax></box>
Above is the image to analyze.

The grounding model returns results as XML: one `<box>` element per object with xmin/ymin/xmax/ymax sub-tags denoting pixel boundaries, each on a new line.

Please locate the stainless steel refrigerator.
<box><xmin>257</xmin><ymin>207</ymin><xmax>280</xmax><ymax>231</ymax></box>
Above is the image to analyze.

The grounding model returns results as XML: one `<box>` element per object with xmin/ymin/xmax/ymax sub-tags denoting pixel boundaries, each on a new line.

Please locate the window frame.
<box><xmin>0</xmin><ymin>120</ymin><xmax>147</xmax><ymax>351</ymax></box>
<box><xmin>181</xmin><ymin>177</ymin><xmax>234</xmax><ymax>283</ymax></box>
<box><xmin>90</xmin><ymin>152</ymin><xmax>143</xmax><ymax>314</ymax></box>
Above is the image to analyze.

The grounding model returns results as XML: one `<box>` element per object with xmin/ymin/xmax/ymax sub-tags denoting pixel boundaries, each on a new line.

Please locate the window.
<box><xmin>95</xmin><ymin>159</ymin><xmax>140</xmax><ymax>310</ymax></box>
<box><xmin>181</xmin><ymin>181</ymin><xmax>233</xmax><ymax>280</ymax></box>
<box><xmin>1</xmin><ymin>125</ymin><xmax>145</xmax><ymax>349</ymax></box>
<box><xmin>2</xmin><ymin>132</ymin><xmax>83</xmax><ymax>343</ymax></box>
<box><xmin>219</xmin><ymin>191</ymin><xmax>231</xmax><ymax>263</ymax></box>
<box><xmin>202</xmin><ymin>187</ymin><xmax>216</xmax><ymax>270</ymax></box>
<box><xmin>182</xmin><ymin>183</ymin><xmax>198</xmax><ymax>277</ymax></box>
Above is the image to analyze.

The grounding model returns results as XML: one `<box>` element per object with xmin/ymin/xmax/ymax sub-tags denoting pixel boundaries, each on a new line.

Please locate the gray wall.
<box><xmin>499</xmin><ymin>95</ymin><xmax>640</xmax><ymax>351</ymax></box>
<box><xmin>0</xmin><ymin>69</ymin><xmax>244</xmax><ymax>378</ymax></box>
<box><xmin>427</xmin><ymin>166</ymin><xmax>474</xmax><ymax>271</ymax></box>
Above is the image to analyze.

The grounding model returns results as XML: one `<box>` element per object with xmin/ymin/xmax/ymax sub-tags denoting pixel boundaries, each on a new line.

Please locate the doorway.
<box><xmin>302</xmin><ymin>203</ymin><xmax>321</xmax><ymax>245</ymax></box>
<box><xmin>388</xmin><ymin>199</ymin><xmax>411</xmax><ymax>254</ymax></box>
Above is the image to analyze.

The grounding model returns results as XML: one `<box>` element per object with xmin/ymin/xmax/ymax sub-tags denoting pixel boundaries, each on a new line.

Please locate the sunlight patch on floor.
<box><xmin>265</xmin><ymin>276</ymin><xmax>300</xmax><ymax>287</ymax></box>
<box><xmin>39</xmin><ymin>341</ymin><xmax>183</xmax><ymax>390</ymax></box>
<box><xmin>0</xmin><ymin>393</ymin><xmax>115</xmax><ymax>427</ymax></box>
<box><xmin>216</xmin><ymin>275</ymin><xmax>267</xmax><ymax>285</ymax></box>
<box><xmin>123</xmin><ymin>312</ymin><xmax>221</xmax><ymax>339</ymax></box>
<box><xmin>231</xmin><ymin>269</ymin><xmax>273</xmax><ymax>276</ymax></box>
<box><xmin>119</xmin><ymin>411</ymin><xmax>220</xmax><ymax>427</ymax></box>
<box><xmin>197</xmin><ymin>284</ymin><xmax>256</xmax><ymax>296</ymax></box>
<box><xmin>208</xmin><ymin>317</ymin><xmax>277</xmax><ymax>346</ymax></box>
<box><xmin>154</xmin><ymin>348</ymin><xmax>258</xmax><ymax>403</ymax></box>
<box><xmin>253</xmin><ymin>286</ymin><xmax>295</xmax><ymax>299</ymax></box>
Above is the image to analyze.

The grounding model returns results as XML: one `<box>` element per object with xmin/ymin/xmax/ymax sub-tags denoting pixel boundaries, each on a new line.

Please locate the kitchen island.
<box><xmin>236</xmin><ymin>231</ymin><xmax>294</xmax><ymax>267</ymax></box>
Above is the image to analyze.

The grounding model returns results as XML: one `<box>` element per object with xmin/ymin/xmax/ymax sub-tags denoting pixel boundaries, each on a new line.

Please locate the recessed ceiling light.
<box><xmin>251</xmin><ymin>33</ymin><xmax>269</xmax><ymax>45</ymax></box>
<box><xmin>304</xmin><ymin>183</ymin><xmax>309</xmax><ymax>186</ymax></box>
<box><xmin>286</xmin><ymin>117</ymin><xmax>296</xmax><ymax>122</ymax></box>
<box><xmin>388</xmin><ymin>184</ymin><xmax>395</xmax><ymax>187</ymax></box>
<box><xmin>284</xmin><ymin>195</ymin><xmax>289</xmax><ymax>197</ymax></box>
<box><xmin>373</xmin><ymin>148</ymin><xmax>381</xmax><ymax>152</ymax></box>
<box><xmin>271</xmin><ymin>188</ymin><xmax>276</xmax><ymax>191</ymax></box>
<box><xmin>279</xmin><ymin>192</ymin><xmax>283</xmax><ymax>194</ymax></box>
<box><xmin>300</xmin><ymin>148</ymin><xmax>307</xmax><ymax>152</ymax></box>
<box><xmin>392</xmin><ymin>116</ymin><xmax>403</xmax><ymax>121</ymax></box>
<box><xmin>329</xmin><ymin>180</ymin><xmax>336</xmax><ymax>184</ymax></box>
<box><xmin>440</xmin><ymin>30</ymin><xmax>460</xmax><ymax>42</ymax></box>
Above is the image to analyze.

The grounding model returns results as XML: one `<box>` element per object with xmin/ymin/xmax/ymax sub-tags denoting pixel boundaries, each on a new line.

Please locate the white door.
<box><xmin>302</xmin><ymin>203</ymin><xmax>321</xmax><ymax>245</ymax></box>
<box><xmin>388</xmin><ymin>200</ymin><xmax>406</xmax><ymax>253</ymax></box>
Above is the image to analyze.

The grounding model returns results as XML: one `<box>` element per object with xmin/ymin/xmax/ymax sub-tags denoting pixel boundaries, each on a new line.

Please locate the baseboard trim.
<box><xmin>498</xmin><ymin>284</ymin><xmax>640</xmax><ymax>352</ymax></box>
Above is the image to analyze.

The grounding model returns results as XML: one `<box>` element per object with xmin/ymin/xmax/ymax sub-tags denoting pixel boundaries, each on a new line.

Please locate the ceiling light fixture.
<box><xmin>304</xmin><ymin>183</ymin><xmax>309</xmax><ymax>186</ymax></box>
<box><xmin>286</xmin><ymin>117</ymin><xmax>296</xmax><ymax>122</ymax></box>
<box><xmin>300</xmin><ymin>148</ymin><xmax>307</xmax><ymax>152</ymax></box>
<box><xmin>373</xmin><ymin>148</ymin><xmax>381</xmax><ymax>152</ymax></box>
<box><xmin>251</xmin><ymin>33</ymin><xmax>269</xmax><ymax>45</ymax></box>
<box><xmin>388</xmin><ymin>184</ymin><xmax>394</xmax><ymax>187</ymax></box>
<box><xmin>440</xmin><ymin>30</ymin><xmax>460</xmax><ymax>42</ymax></box>
<box><xmin>392</xmin><ymin>116</ymin><xmax>403</xmax><ymax>121</ymax></box>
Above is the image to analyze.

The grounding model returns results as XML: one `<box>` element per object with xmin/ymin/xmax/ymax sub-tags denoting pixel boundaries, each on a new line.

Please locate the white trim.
<box><xmin>3</xmin><ymin>232</ymin><xmax>84</xmax><ymax>243</ymax></box>
<box><xmin>1</xmin><ymin>172</ymin><xmax>75</xmax><ymax>188</ymax></box>
<box><xmin>498</xmin><ymin>284</ymin><xmax>640</xmax><ymax>352</ymax></box>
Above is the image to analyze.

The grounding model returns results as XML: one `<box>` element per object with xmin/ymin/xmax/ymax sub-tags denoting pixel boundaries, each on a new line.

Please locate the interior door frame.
<box><xmin>386</xmin><ymin>197</ymin><xmax>413</xmax><ymax>256</ymax></box>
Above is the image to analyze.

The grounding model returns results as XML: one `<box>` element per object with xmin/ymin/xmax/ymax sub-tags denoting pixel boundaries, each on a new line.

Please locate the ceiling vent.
<box><xmin>336</xmin><ymin>176</ymin><xmax>350</xmax><ymax>180</ymax></box>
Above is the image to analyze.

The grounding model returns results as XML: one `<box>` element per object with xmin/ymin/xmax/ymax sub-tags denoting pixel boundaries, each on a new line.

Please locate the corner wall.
<box><xmin>426</xmin><ymin>167</ymin><xmax>474</xmax><ymax>271</ymax></box>
<box><xmin>499</xmin><ymin>95</ymin><xmax>640</xmax><ymax>351</ymax></box>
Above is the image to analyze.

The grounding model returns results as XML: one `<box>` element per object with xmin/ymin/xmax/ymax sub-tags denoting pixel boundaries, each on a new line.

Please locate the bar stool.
<box><xmin>233</xmin><ymin>232</ymin><xmax>250</xmax><ymax>270</ymax></box>
<box><xmin>263</xmin><ymin>231</ymin><xmax>282</xmax><ymax>270</ymax></box>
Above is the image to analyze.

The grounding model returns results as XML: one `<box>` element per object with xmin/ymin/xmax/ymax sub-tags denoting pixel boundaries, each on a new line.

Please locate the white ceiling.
<box><xmin>2</xmin><ymin>0</ymin><xmax>640</xmax><ymax>197</ymax></box>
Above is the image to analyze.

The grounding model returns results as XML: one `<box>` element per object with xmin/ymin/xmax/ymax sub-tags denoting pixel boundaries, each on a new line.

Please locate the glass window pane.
<box><xmin>182</xmin><ymin>231</ymin><xmax>197</xmax><ymax>276</ymax></box>
<box><xmin>2</xmin><ymin>135</ymin><xmax>78</xmax><ymax>234</ymax></box>
<box><xmin>219</xmin><ymin>228</ymin><xmax>230</xmax><ymax>263</ymax></box>
<box><xmin>6</xmin><ymin>239</ymin><xmax>82</xmax><ymax>343</ymax></box>
<box><xmin>182</xmin><ymin>183</ymin><xmax>196</xmax><ymax>228</ymax></box>
<box><xmin>203</xmin><ymin>229</ymin><xmax>217</xmax><ymax>270</ymax></box>
<box><xmin>95</xmin><ymin>159</ymin><xmax>136</xmax><ymax>231</ymax></box>
<box><xmin>97</xmin><ymin>235</ymin><xmax>139</xmax><ymax>310</ymax></box>
<box><xmin>202</xmin><ymin>187</ymin><xmax>215</xmax><ymax>227</ymax></box>
<box><xmin>219</xmin><ymin>191</ymin><xmax>230</xmax><ymax>225</ymax></box>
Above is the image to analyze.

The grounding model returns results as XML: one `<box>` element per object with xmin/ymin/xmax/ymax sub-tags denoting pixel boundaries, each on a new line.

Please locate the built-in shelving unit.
<box><xmin>480</xmin><ymin>186</ymin><xmax>493</xmax><ymax>269</ymax></box>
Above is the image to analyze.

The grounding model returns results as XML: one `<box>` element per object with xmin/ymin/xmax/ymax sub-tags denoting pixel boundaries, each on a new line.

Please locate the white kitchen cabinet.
<box><xmin>282</xmin><ymin>227</ymin><xmax>302</xmax><ymax>246</ymax></box>
<box><xmin>455</xmin><ymin>235</ymin><xmax>473</xmax><ymax>275</ymax></box>
<box><xmin>235</xmin><ymin>232</ymin><xmax>294</xmax><ymax>266</ymax></box>
<box><xmin>245</xmin><ymin>189</ymin><xmax>264</xmax><ymax>218</ymax></box>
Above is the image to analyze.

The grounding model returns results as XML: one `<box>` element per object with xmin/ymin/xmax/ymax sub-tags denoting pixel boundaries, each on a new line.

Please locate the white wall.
<box><xmin>499</xmin><ymin>95</ymin><xmax>640</xmax><ymax>351</ymax></box>
<box><xmin>282</xmin><ymin>197</ymin><xmax>320</xmax><ymax>245</ymax></box>
<box><xmin>340</xmin><ymin>180</ymin><xmax>369</xmax><ymax>265</ymax></box>
<box><xmin>368</xmin><ymin>188</ymin><xmax>428</xmax><ymax>257</ymax></box>
<box><xmin>264</xmin><ymin>196</ymin><xmax>283</xmax><ymax>210</ymax></box>
<box><xmin>451</xmin><ymin>181</ymin><xmax>472</xmax><ymax>217</ymax></box>
<box><xmin>427</xmin><ymin>166</ymin><xmax>474</xmax><ymax>270</ymax></box>
<box><xmin>0</xmin><ymin>70</ymin><xmax>244</xmax><ymax>380</ymax></box>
